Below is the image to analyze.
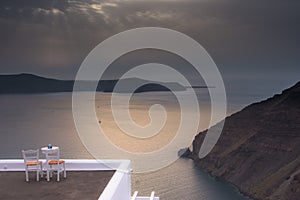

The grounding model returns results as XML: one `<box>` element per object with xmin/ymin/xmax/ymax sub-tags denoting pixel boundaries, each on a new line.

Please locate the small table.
<box><xmin>41</xmin><ymin>146</ymin><xmax>59</xmax><ymax>155</ymax></box>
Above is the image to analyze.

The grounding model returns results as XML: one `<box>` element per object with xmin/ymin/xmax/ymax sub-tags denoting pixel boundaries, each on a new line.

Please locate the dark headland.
<box><xmin>186</xmin><ymin>81</ymin><xmax>300</xmax><ymax>200</ymax></box>
<box><xmin>0</xmin><ymin>73</ymin><xmax>186</xmax><ymax>94</ymax></box>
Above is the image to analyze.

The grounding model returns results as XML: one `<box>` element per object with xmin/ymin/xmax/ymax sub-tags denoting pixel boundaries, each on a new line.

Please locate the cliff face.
<box><xmin>192</xmin><ymin>81</ymin><xmax>300</xmax><ymax>200</ymax></box>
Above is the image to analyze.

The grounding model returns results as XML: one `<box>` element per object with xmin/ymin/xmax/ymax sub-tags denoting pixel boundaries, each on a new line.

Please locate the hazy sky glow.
<box><xmin>0</xmin><ymin>0</ymin><xmax>299</xmax><ymax>95</ymax></box>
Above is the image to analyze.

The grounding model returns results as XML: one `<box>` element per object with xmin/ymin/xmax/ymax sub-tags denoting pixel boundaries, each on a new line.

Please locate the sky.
<box><xmin>0</xmin><ymin>0</ymin><xmax>300</xmax><ymax>98</ymax></box>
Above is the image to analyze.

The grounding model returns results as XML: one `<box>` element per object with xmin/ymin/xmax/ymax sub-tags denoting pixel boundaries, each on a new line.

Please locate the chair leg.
<box><xmin>40</xmin><ymin>163</ymin><xmax>43</xmax><ymax>178</ymax></box>
<box><xmin>50</xmin><ymin>165</ymin><xmax>53</xmax><ymax>178</ymax></box>
<box><xmin>56</xmin><ymin>164</ymin><xmax>61</xmax><ymax>182</ymax></box>
<box><xmin>63</xmin><ymin>163</ymin><xmax>66</xmax><ymax>178</ymax></box>
<box><xmin>47</xmin><ymin>169</ymin><xmax>50</xmax><ymax>181</ymax></box>
<box><xmin>25</xmin><ymin>169</ymin><xmax>29</xmax><ymax>182</ymax></box>
<box><xmin>36</xmin><ymin>169</ymin><xmax>39</xmax><ymax>182</ymax></box>
<box><xmin>57</xmin><ymin>169</ymin><xmax>60</xmax><ymax>182</ymax></box>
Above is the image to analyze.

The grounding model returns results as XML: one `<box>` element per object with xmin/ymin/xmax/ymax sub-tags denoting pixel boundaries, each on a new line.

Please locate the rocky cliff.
<box><xmin>191</xmin><ymin>81</ymin><xmax>300</xmax><ymax>200</ymax></box>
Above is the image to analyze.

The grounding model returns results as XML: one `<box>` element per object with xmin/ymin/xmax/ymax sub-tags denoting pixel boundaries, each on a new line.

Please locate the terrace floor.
<box><xmin>0</xmin><ymin>171</ymin><xmax>115</xmax><ymax>200</ymax></box>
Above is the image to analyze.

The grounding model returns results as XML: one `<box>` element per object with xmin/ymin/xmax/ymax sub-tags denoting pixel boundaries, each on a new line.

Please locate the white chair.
<box><xmin>45</xmin><ymin>147</ymin><xmax>66</xmax><ymax>181</ymax></box>
<box><xmin>22</xmin><ymin>149</ymin><xmax>43</xmax><ymax>182</ymax></box>
<box><xmin>131</xmin><ymin>191</ymin><xmax>138</xmax><ymax>200</ymax></box>
<box><xmin>131</xmin><ymin>191</ymin><xmax>156</xmax><ymax>200</ymax></box>
<box><xmin>150</xmin><ymin>191</ymin><xmax>155</xmax><ymax>200</ymax></box>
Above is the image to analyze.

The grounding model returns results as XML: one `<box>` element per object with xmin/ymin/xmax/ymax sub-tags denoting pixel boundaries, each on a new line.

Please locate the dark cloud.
<box><xmin>0</xmin><ymin>0</ymin><xmax>299</xmax><ymax>85</ymax></box>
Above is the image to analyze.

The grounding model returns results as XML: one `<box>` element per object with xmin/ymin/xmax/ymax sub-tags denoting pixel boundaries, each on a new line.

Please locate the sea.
<box><xmin>0</xmin><ymin>89</ymin><xmax>268</xmax><ymax>200</ymax></box>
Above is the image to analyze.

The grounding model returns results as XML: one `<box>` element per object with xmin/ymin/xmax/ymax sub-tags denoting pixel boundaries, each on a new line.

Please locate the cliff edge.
<box><xmin>191</xmin><ymin>81</ymin><xmax>300</xmax><ymax>200</ymax></box>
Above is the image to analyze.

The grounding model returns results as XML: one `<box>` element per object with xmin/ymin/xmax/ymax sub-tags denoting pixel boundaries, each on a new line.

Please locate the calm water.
<box><xmin>0</xmin><ymin>91</ymin><xmax>260</xmax><ymax>200</ymax></box>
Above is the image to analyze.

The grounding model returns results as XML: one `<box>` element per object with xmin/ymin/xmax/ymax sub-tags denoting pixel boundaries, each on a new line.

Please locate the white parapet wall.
<box><xmin>98</xmin><ymin>160</ymin><xmax>132</xmax><ymax>200</ymax></box>
<box><xmin>0</xmin><ymin>159</ymin><xmax>159</xmax><ymax>200</ymax></box>
<box><xmin>0</xmin><ymin>159</ymin><xmax>131</xmax><ymax>200</ymax></box>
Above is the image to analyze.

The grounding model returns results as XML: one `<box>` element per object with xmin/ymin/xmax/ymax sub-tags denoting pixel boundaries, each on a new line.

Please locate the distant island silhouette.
<box><xmin>0</xmin><ymin>73</ymin><xmax>187</xmax><ymax>94</ymax></box>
